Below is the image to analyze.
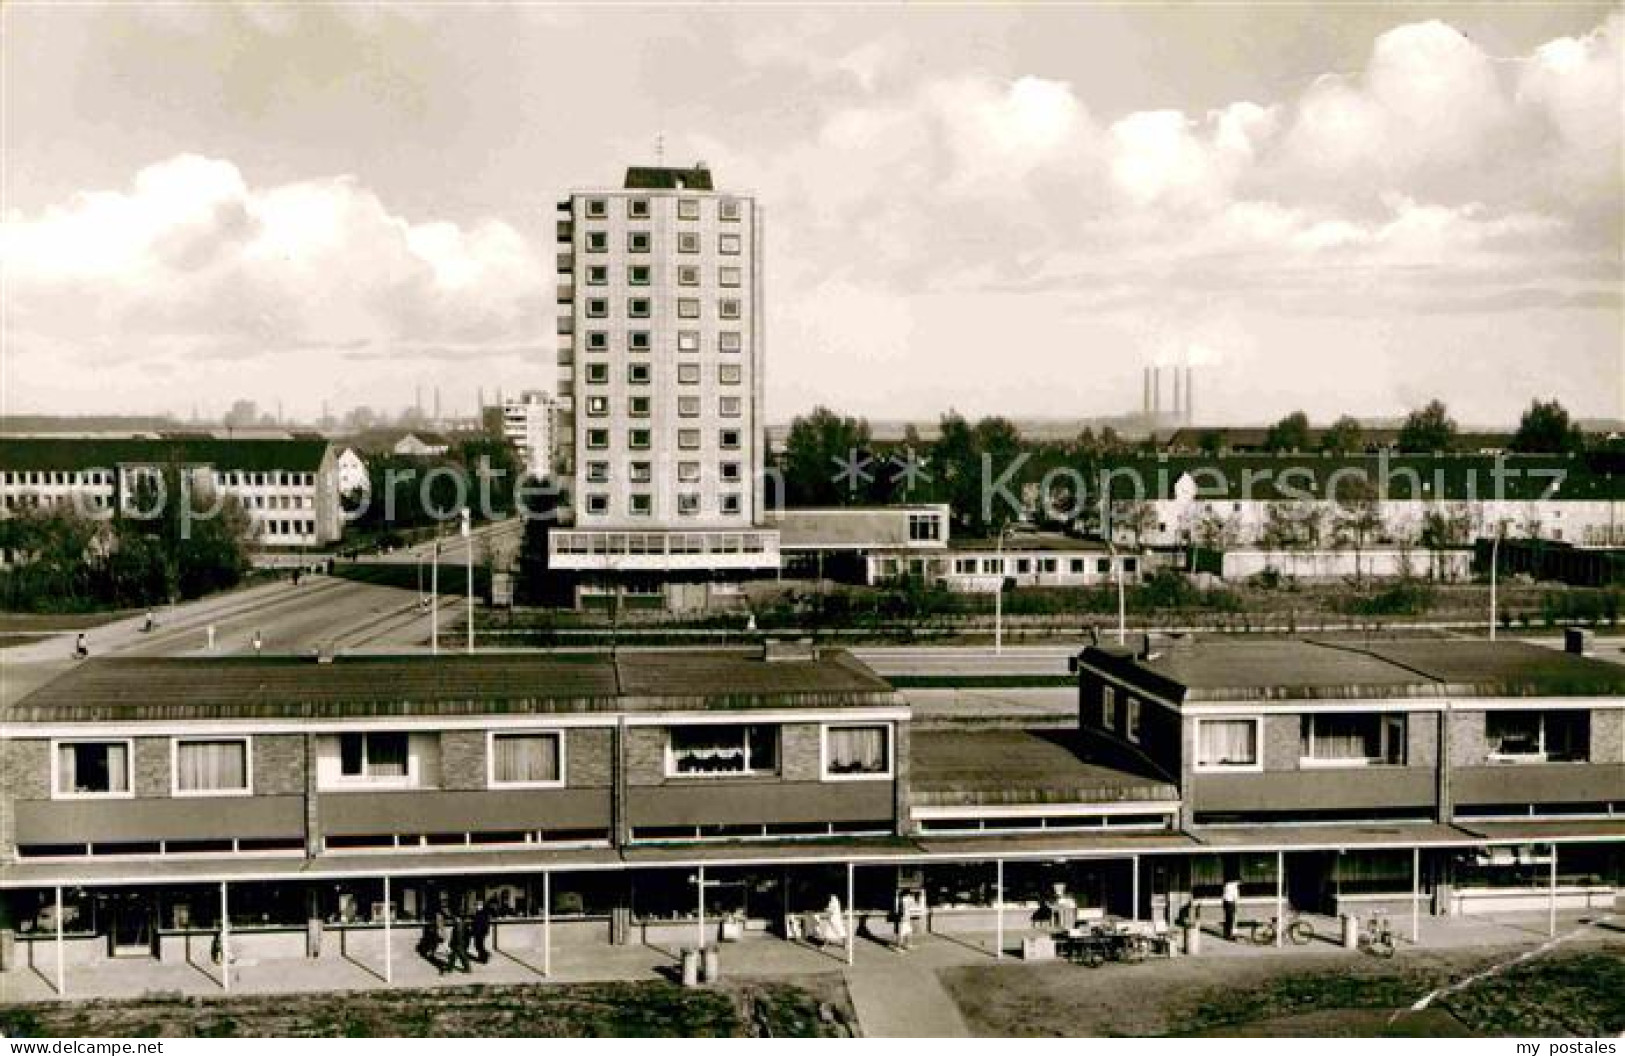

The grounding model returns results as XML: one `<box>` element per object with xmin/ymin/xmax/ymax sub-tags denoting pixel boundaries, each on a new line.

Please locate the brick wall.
<box><xmin>1449</xmin><ymin>711</ymin><xmax>1490</xmax><ymax>767</ymax></box>
<box><xmin>1408</xmin><ymin>712</ymin><xmax>1439</xmax><ymax>769</ymax></box>
<box><xmin>1591</xmin><ymin>709</ymin><xmax>1624</xmax><ymax>764</ymax></box>
<box><xmin>133</xmin><ymin>737</ymin><xmax>169</xmax><ymax>797</ymax></box>
<box><xmin>625</xmin><ymin>727</ymin><xmax>666</xmax><ymax>786</ymax></box>
<box><xmin>569</xmin><ymin>729</ymin><xmax>613</xmax><ymax>788</ymax></box>
<box><xmin>254</xmin><ymin>735</ymin><xmax>306</xmax><ymax>796</ymax></box>
<box><xmin>1261</xmin><ymin>715</ymin><xmax>1299</xmax><ymax>771</ymax></box>
<box><xmin>781</xmin><ymin>724</ymin><xmax>822</xmax><ymax>782</ymax></box>
<box><xmin>439</xmin><ymin>731</ymin><xmax>486</xmax><ymax>790</ymax></box>
<box><xmin>8</xmin><ymin>740</ymin><xmax>51</xmax><ymax>801</ymax></box>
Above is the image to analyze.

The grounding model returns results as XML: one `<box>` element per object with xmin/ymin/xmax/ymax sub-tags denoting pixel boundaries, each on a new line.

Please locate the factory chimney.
<box><xmin>1185</xmin><ymin>365</ymin><xmax>1195</xmax><ymax>424</ymax></box>
<box><xmin>1143</xmin><ymin>367</ymin><xmax>1152</xmax><ymax>419</ymax></box>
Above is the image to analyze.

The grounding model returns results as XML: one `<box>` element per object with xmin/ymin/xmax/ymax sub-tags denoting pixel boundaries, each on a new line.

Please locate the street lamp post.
<box><xmin>1489</xmin><ymin>523</ymin><xmax>1504</xmax><ymax>641</ymax></box>
<box><xmin>994</xmin><ymin>525</ymin><xmax>1011</xmax><ymax>655</ymax></box>
<box><xmin>1108</xmin><ymin>540</ymin><xmax>1127</xmax><ymax>644</ymax></box>
<box><xmin>462</xmin><ymin>508</ymin><xmax>474</xmax><ymax>654</ymax></box>
<box><xmin>430</xmin><ymin>525</ymin><xmax>440</xmax><ymax>656</ymax></box>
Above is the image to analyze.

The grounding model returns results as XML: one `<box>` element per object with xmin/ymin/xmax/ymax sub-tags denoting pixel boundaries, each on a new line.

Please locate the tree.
<box><xmin>782</xmin><ymin>406</ymin><xmax>873</xmax><ymax>507</ymax></box>
<box><xmin>1320</xmin><ymin>416</ymin><xmax>1365</xmax><ymax>454</ymax></box>
<box><xmin>1419</xmin><ymin>501</ymin><xmax>1472</xmax><ymax>581</ymax></box>
<box><xmin>1264</xmin><ymin>411</ymin><xmax>1311</xmax><ymax>453</ymax></box>
<box><xmin>1398</xmin><ymin>400</ymin><xmax>1458</xmax><ymax>453</ymax></box>
<box><xmin>1511</xmin><ymin>398</ymin><xmax>1584</xmax><ymax>453</ymax></box>
<box><xmin>1331</xmin><ymin>475</ymin><xmax>1385</xmax><ymax>585</ymax></box>
<box><xmin>1109</xmin><ymin>499</ymin><xmax>1156</xmax><ymax>551</ymax></box>
<box><xmin>1261</xmin><ymin>500</ymin><xmax>1325</xmax><ymax>550</ymax></box>
<box><xmin>1194</xmin><ymin>510</ymin><xmax>1239</xmax><ymax>551</ymax></box>
<box><xmin>1197</xmin><ymin>430</ymin><xmax>1225</xmax><ymax>456</ymax></box>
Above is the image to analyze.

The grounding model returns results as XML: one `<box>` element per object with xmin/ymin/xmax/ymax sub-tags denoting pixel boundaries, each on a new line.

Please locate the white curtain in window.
<box><xmin>1312</xmin><ymin>715</ymin><xmax>1378</xmax><ymax>760</ymax></box>
<box><xmin>1199</xmin><ymin>721</ymin><xmax>1256</xmax><ymax>766</ymax></box>
<box><xmin>828</xmin><ymin>726</ymin><xmax>888</xmax><ymax>774</ymax></box>
<box><xmin>57</xmin><ymin>742</ymin><xmax>129</xmax><ymax>794</ymax></box>
<box><xmin>177</xmin><ymin>740</ymin><xmax>246</xmax><ymax>792</ymax></box>
<box><xmin>494</xmin><ymin>735</ymin><xmax>559</xmax><ymax>783</ymax></box>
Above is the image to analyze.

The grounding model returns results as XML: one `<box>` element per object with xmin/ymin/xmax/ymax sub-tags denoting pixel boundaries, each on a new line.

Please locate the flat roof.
<box><xmin>910</xmin><ymin>729</ymin><xmax>1177</xmax><ymax>807</ymax></box>
<box><xmin>1080</xmin><ymin>638</ymin><xmax>1625</xmax><ymax>703</ymax></box>
<box><xmin>2</xmin><ymin>649</ymin><xmax>896</xmax><ymax>724</ymax></box>
<box><xmin>0</xmin><ymin>436</ymin><xmax>331</xmax><ymax>473</ymax></box>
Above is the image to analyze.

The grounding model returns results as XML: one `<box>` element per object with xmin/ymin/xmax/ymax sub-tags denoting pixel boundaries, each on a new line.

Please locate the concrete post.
<box><xmin>1548</xmin><ymin>843</ymin><xmax>1558</xmax><ymax>939</ymax></box>
<box><xmin>995</xmin><ymin>859</ymin><xmax>1004</xmax><ymax>960</ymax></box>
<box><xmin>220</xmin><ymin>881</ymin><xmax>230</xmax><ymax>991</ymax></box>
<box><xmin>845</xmin><ymin>863</ymin><xmax>855</xmax><ymax>966</ymax></box>
<box><xmin>1274</xmin><ymin>852</ymin><xmax>1284</xmax><ymax>948</ymax></box>
<box><xmin>1411</xmin><ymin>848</ymin><xmax>1421</xmax><ymax>945</ymax></box>
<box><xmin>543</xmin><ymin>871</ymin><xmax>551</xmax><ymax>977</ymax></box>
<box><xmin>383</xmin><ymin>876</ymin><xmax>392</xmax><ymax>984</ymax></box>
<box><xmin>1131</xmin><ymin>855</ymin><xmax>1140</xmax><ymax>922</ymax></box>
<box><xmin>54</xmin><ymin>885</ymin><xmax>64</xmax><ymax>996</ymax></box>
<box><xmin>697</xmin><ymin>865</ymin><xmax>706</xmax><ymax>952</ymax></box>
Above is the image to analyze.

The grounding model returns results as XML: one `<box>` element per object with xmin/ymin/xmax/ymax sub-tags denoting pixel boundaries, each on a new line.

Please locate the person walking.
<box><xmin>418</xmin><ymin>912</ymin><xmax>444</xmax><ymax>972</ymax></box>
<box><xmin>252</xmin><ymin>629</ymin><xmax>263</xmax><ymax>656</ymax></box>
<box><xmin>1222</xmin><ymin>878</ymin><xmax>1241</xmax><ymax>941</ymax></box>
<box><xmin>446</xmin><ymin>913</ymin><xmax>473</xmax><ymax>973</ymax></box>
<box><xmin>470</xmin><ymin>900</ymin><xmax>492</xmax><ymax>963</ymax></box>
<box><xmin>73</xmin><ymin>633</ymin><xmax>89</xmax><ymax>659</ymax></box>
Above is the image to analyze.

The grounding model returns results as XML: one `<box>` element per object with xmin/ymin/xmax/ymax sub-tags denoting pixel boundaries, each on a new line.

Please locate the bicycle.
<box><xmin>1359</xmin><ymin>912</ymin><xmax>1396</xmax><ymax>958</ymax></box>
<box><xmin>1249</xmin><ymin>913</ymin><xmax>1316</xmax><ymax>946</ymax></box>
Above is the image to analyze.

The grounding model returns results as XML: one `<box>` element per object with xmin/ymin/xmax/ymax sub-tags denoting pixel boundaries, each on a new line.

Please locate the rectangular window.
<box><xmin>585</xmin><ymin>493</ymin><xmax>608</xmax><ymax>514</ymax></box>
<box><xmin>628</xmin><ymin>396</ymin><xmax>651</xmax><ymax>418</ymax></box>
<box><xmin>175</xmin><ymin>739</ymin><xmax>249</xmax><ymax>795</ymax></box>
<box><xmin>585</xmin><ymin>396</ymin><xmax>609</xmax><ymax>417</ymax></box>
<box><xmin>678</xmin><ymin>265</ymin><xmax>700</xmax><ymax>286</ymax></box>
<box><xmin>627</xmin><ymin>231</ymin><xmax>650</xmax><ymax>253</ymax></box>
<box><xmin>628</xmin><ymin>330</ymin><xmax>651</xmax><ymax>352</ymax></box>
<box><xmin>586</xmin><ymin>363</ymin><xmax>609</xmax><ymax>384</ymax></box>
<box><xmin>720</xmin><ymin>494</ymin><xmax>742</xmax><ymax>515</ymax></box>
<box><xmin>628</xmin><ymin>429</ymin><xmax>651</xmax><ymax>450</ymax></box>
<box><xmin>719</xmin><ymin>198</ymin><xmax>741</xmax><ymax>221</ymax></box>
<box><xmin>54</xmin><ymin>740</ymin><xmax>131</xmax><ymax>797</ymax></box>
<box><xmin>627</xmin><ymin>298</ymin><xmax>651</xmax><ymax>318</ymax></box>
<box><xmin>719</xmin><ymin>266</ymin><xmax>742</xmax><ymax>287</ymax></box>
<box><xmin>586</xmin><ymin>331</ymin><xmax>609</xmax><ymax>351</ymax></box>
<box><xmin>678</xmin><ymin>231</ymin><xmax>700</xmax><ymax>254</ymax></box>
<box><xmin>629</xmin><ymin>493</ymin><xmax>651</xmax><ymax>516</ymax></box>
<box><xmin>908</xmin><ymin>514</ymin><xmax>940</xmax><ymax>541</ymax></box>
<box><xmin>586</xmin><ymin>462</ymin><xmax>610</xmax><ymax>484</ymax></box>
<box><xmin>678</xmin><ymin>461</ymin><xmax>701</xmax><ymax>482</ymax></box>
<box><xmin>491</xmin><ymin>733</ymin><xmax>562</xmax><ymax>786</ymax></box>
<box><xmin>586</xmin><ymin>429</ymin><xmax>609</xmax><ymax>449</ymax></box>
<box><xmin>628</xmin><ymin>363</ymin><xmax>651</xmax><ymax>384</ymax></box>
<box><xmin>677</xmin><ymin>331</ymin><xmax>700</xmax><ymax>353</ymax></box>
<box><xmin>585</xmin><ymin>231</ymin><xmax>608</xmax><ymax>252</ymax></box>
<box><xmin>627</xmin><ymin>197</ymin><xmax>650</xmax><ymax>219</ymax></box>
<box><xmin>719</xmin><ymin>233</ymin><xmax>742</xmax><ymax>255</ymax></box>
<box><xmin>719</xmin><ymin>331</ymin><xmax>742</xmax><ymax>353</ymax></box>
<box><xmin>677</xmin><ymin>493</ymin><xmax>700</xmax><ymax>516</ymax></box>
<box><xmin>678</xmin><ymin>198</ymin><xmax>701</xmax><ymax>220</ymax></box>
<box><xmin>825</xmin><ymin>724</ymin><xmax>891</xmax><ymax>778</ymax></box>
<box><xmin>1125</xmin><ymin>697</ymin><xmax>1142</xmax><ymax>744</ymax></box>
<box><xmin>719</xmin><ymin>396</ymin><xmax>742</xmax><ymax>418</ymax></box>
<box><xmin>585</xmin><ymin>298</ymin><xmax>608</xmax><ymax>318</ymax></box>
<box><xmin>678</xmin><ymin>363</ymin><xmax>701</xmax><ymax>384</ymax></box>
<box><xmin>678</xmin><ymin>429</ymin><xmax>702</xmax><ymax>450</ymax></box>
<box><xmin>1486</xmin><ymin>711</ymin><xmax>1588</xmax><ymax>762</ymax></box>
<box><xmin>586</xmin><ymin>265</ymin><xmax>608</xmax><ymax>286</ymax></box>
<box><xmin>1196</xmin><ymin>719</ymin><xmax>1260</xmax><ymax>770</ymax></box>
<box><xmin>628</xmin><ymin>265</ymin><xmax>651</xmax><ymax>286</ymax></box>
<box><xmin>678</xmin><ymin>298</ymin><xmax>700</xmax><ymax>319</ymax></box>
<box><xmin>718</xmin><ymin>298</ymin><xmax>741</xmax><ymax>320</ymax></box>
<box><xmin>667</xmin><ymin>724</ymin><xmax>778</xmax><ymax>777</ymax></box>
<box><xmin>585</xmin><ymin>198</ymin><xmax>607</xmax><ymax>218</ymax></box>
<box><xmin>678</xmin><ymin>396</ymin><xmax>701</xmax><ymax>418</ymax></box>
<box><xmin>628</xmin><ymin>462</ymin><xmax>652</xmax><ymax>484</ymax></box>
<box><xmin>1300</xmin><ymin>713</ymin><xmax>1407</xmax><ymax>765</ymax></box>
<box><xmin>719</xmin><ymin>429</ymin><xmax>741</xmax><ymax>450</ymax></box>
<box><xmin>718</xmin><ymin>363</ymin><xmax>742</xmax><ymax>385</ymax></box>
<box><xmin>338</xmin><ymin>732</ymin><xmax>408</xmax><ymax>780</ymax></box>
<box><xmin>720</xmin><ymin>461</ymin><xmax>741</xmax><ymax>482</ymax></box>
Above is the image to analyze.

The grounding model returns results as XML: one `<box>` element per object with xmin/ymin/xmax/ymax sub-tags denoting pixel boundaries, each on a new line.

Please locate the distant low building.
<box><xmin>0</xmin><ymin>435</ymin><xmax>343</xmax><ymax>548</ymax></box>
<box><xmin>392</xmin><ymin>432</ymin><xmax>450</xmax><ymax>458</ymax></box>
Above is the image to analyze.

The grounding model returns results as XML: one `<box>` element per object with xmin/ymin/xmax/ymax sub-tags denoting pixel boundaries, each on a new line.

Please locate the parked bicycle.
<box><xmin>1359</xmin><ymin>911</ymin><xmax>1396</xmax><ymax>958</ymax></box>
<box><xmin>1248</xmin><ymin>913</ymin><xmax>1316</xmax><ymax>946</ymax></box>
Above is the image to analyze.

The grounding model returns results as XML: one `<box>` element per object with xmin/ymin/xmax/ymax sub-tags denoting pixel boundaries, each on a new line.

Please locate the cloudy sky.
<box><xmin>3</xmin><ymin>3</ymin><xmax>1621</xmax><ymax>426</ymax></box>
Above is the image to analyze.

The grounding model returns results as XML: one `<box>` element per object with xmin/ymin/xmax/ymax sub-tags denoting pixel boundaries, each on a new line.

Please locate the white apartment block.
<box><xmin>501</xmin><ymin>390</ymin><xmax>557</xmax><ymax>482</ymax></box>
<box><xmin>550</xmin><ymin>165</ymin><xmax>778</xmax><ymax>574</ymax></box>
<box><xmin>0</xmin><ymin>437</ymin><xmax>343</xmax><ymax>549</ymax></box>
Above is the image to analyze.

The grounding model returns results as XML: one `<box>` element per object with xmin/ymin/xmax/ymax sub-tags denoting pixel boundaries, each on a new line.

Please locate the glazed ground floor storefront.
<box><xmin>3</xmin><ymin>835</ymin><xmax>1621</xmax><ymax>995</ymax></box>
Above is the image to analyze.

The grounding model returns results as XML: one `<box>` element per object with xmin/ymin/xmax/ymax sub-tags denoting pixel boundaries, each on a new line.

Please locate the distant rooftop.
<box><xmin>5</xmin><ymin>649</ymin><xmax>896</xmax><ymax>723</ymax></box>
<box><xmin>623</xmin><ymin>165</ymin><xmax>715</xmax><ymax>190</ymax></box>
<box><xmin>1079</xmin><ymin>638</ymin><xmax>1625</xmax><ymax>702</ymax></box>
<box><xmin>0</xmin><ymin>436</ymin><xmax>331</xmax><ymax>473</ymax></box>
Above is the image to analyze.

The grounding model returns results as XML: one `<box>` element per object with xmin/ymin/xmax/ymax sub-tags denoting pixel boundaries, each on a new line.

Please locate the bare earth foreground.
<box><xmin>940</xmin><ymin>943</ymin><xmax>1625</xmax><ymax>1038</ymax></box>
<box><xmin>0</xmin><ymin>975</ymin><xmax>858</xmax><ymax>1038</ymax></box>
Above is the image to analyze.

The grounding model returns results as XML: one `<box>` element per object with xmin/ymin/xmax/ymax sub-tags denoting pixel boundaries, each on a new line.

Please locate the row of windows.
<box><xmin>0</xmin><ymin>470</ymin><xmax>314</xmax><ymax>487</ymax></box>
<box><xmin>584</xmin><ymin>461</ymin><xmax>742</xmax><ymax>485</ymax></box>
<box><xmin>585</xmin><ymin>265</ymin><xmax>743</xmax><ymax>288</ymax></box>
<box><xmin>48</xmin><ymin>723</ymin><xmax>886</xmax><ymax>799</ymax></box>
<box><xmin>586</xmin><ymin>363</ymin><xmax>742</xmax><ymax>386</ymax></box>
<box><xmin>584</xmin><ymin>428</ymin><xmax>744</xmax><ymax>451</ymax></box>
<box><xmin>258</xmin><ymin>518</ymin><xmax>316</xmax><ymax>537</ymax></box>
<box><xmin>583</xmin><ymin>492</ymin><xmax>744</xmax><ymax>517</ymax></box>
<box><xmin>583</xmin><ymin>196</ymin><xmax>743</xmax><ymax>222</ymax></box>
<box><xmin>583</xmin><ymin>297</ymin><xmax>744</xmax><ymax>320</ymax></box>
<box><xmin>583</xmin><ymin>330</ymin><xmax>743</xmax><ymax>354</ymax></box>
<box><xmin>584</xmin><ymin>396</ymin><xmax>744</xmax><ymax>418</ymax></box>
<box><xmin>2</xmin><ymin>494</ymin><xmax>110</xmax><ymax>510</ymax></box>
<box><xmin>1</xmin><ymin>471</ymin><xmax>112</xmax><ymax>486</ymax></box>
<box><xmin>242</xmin><ymin>494</ymin><xmax>312</xmax><ymax>510</ymax></box>
<box><xmin>583</xmin><ymin>231</ymin><xmax>743</xmax><ymax>255</ymax></box>
<box><xmin>952</xmin><ymin>555</ymin><xmax>1138</xmax><ymax>575</ymax></box>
